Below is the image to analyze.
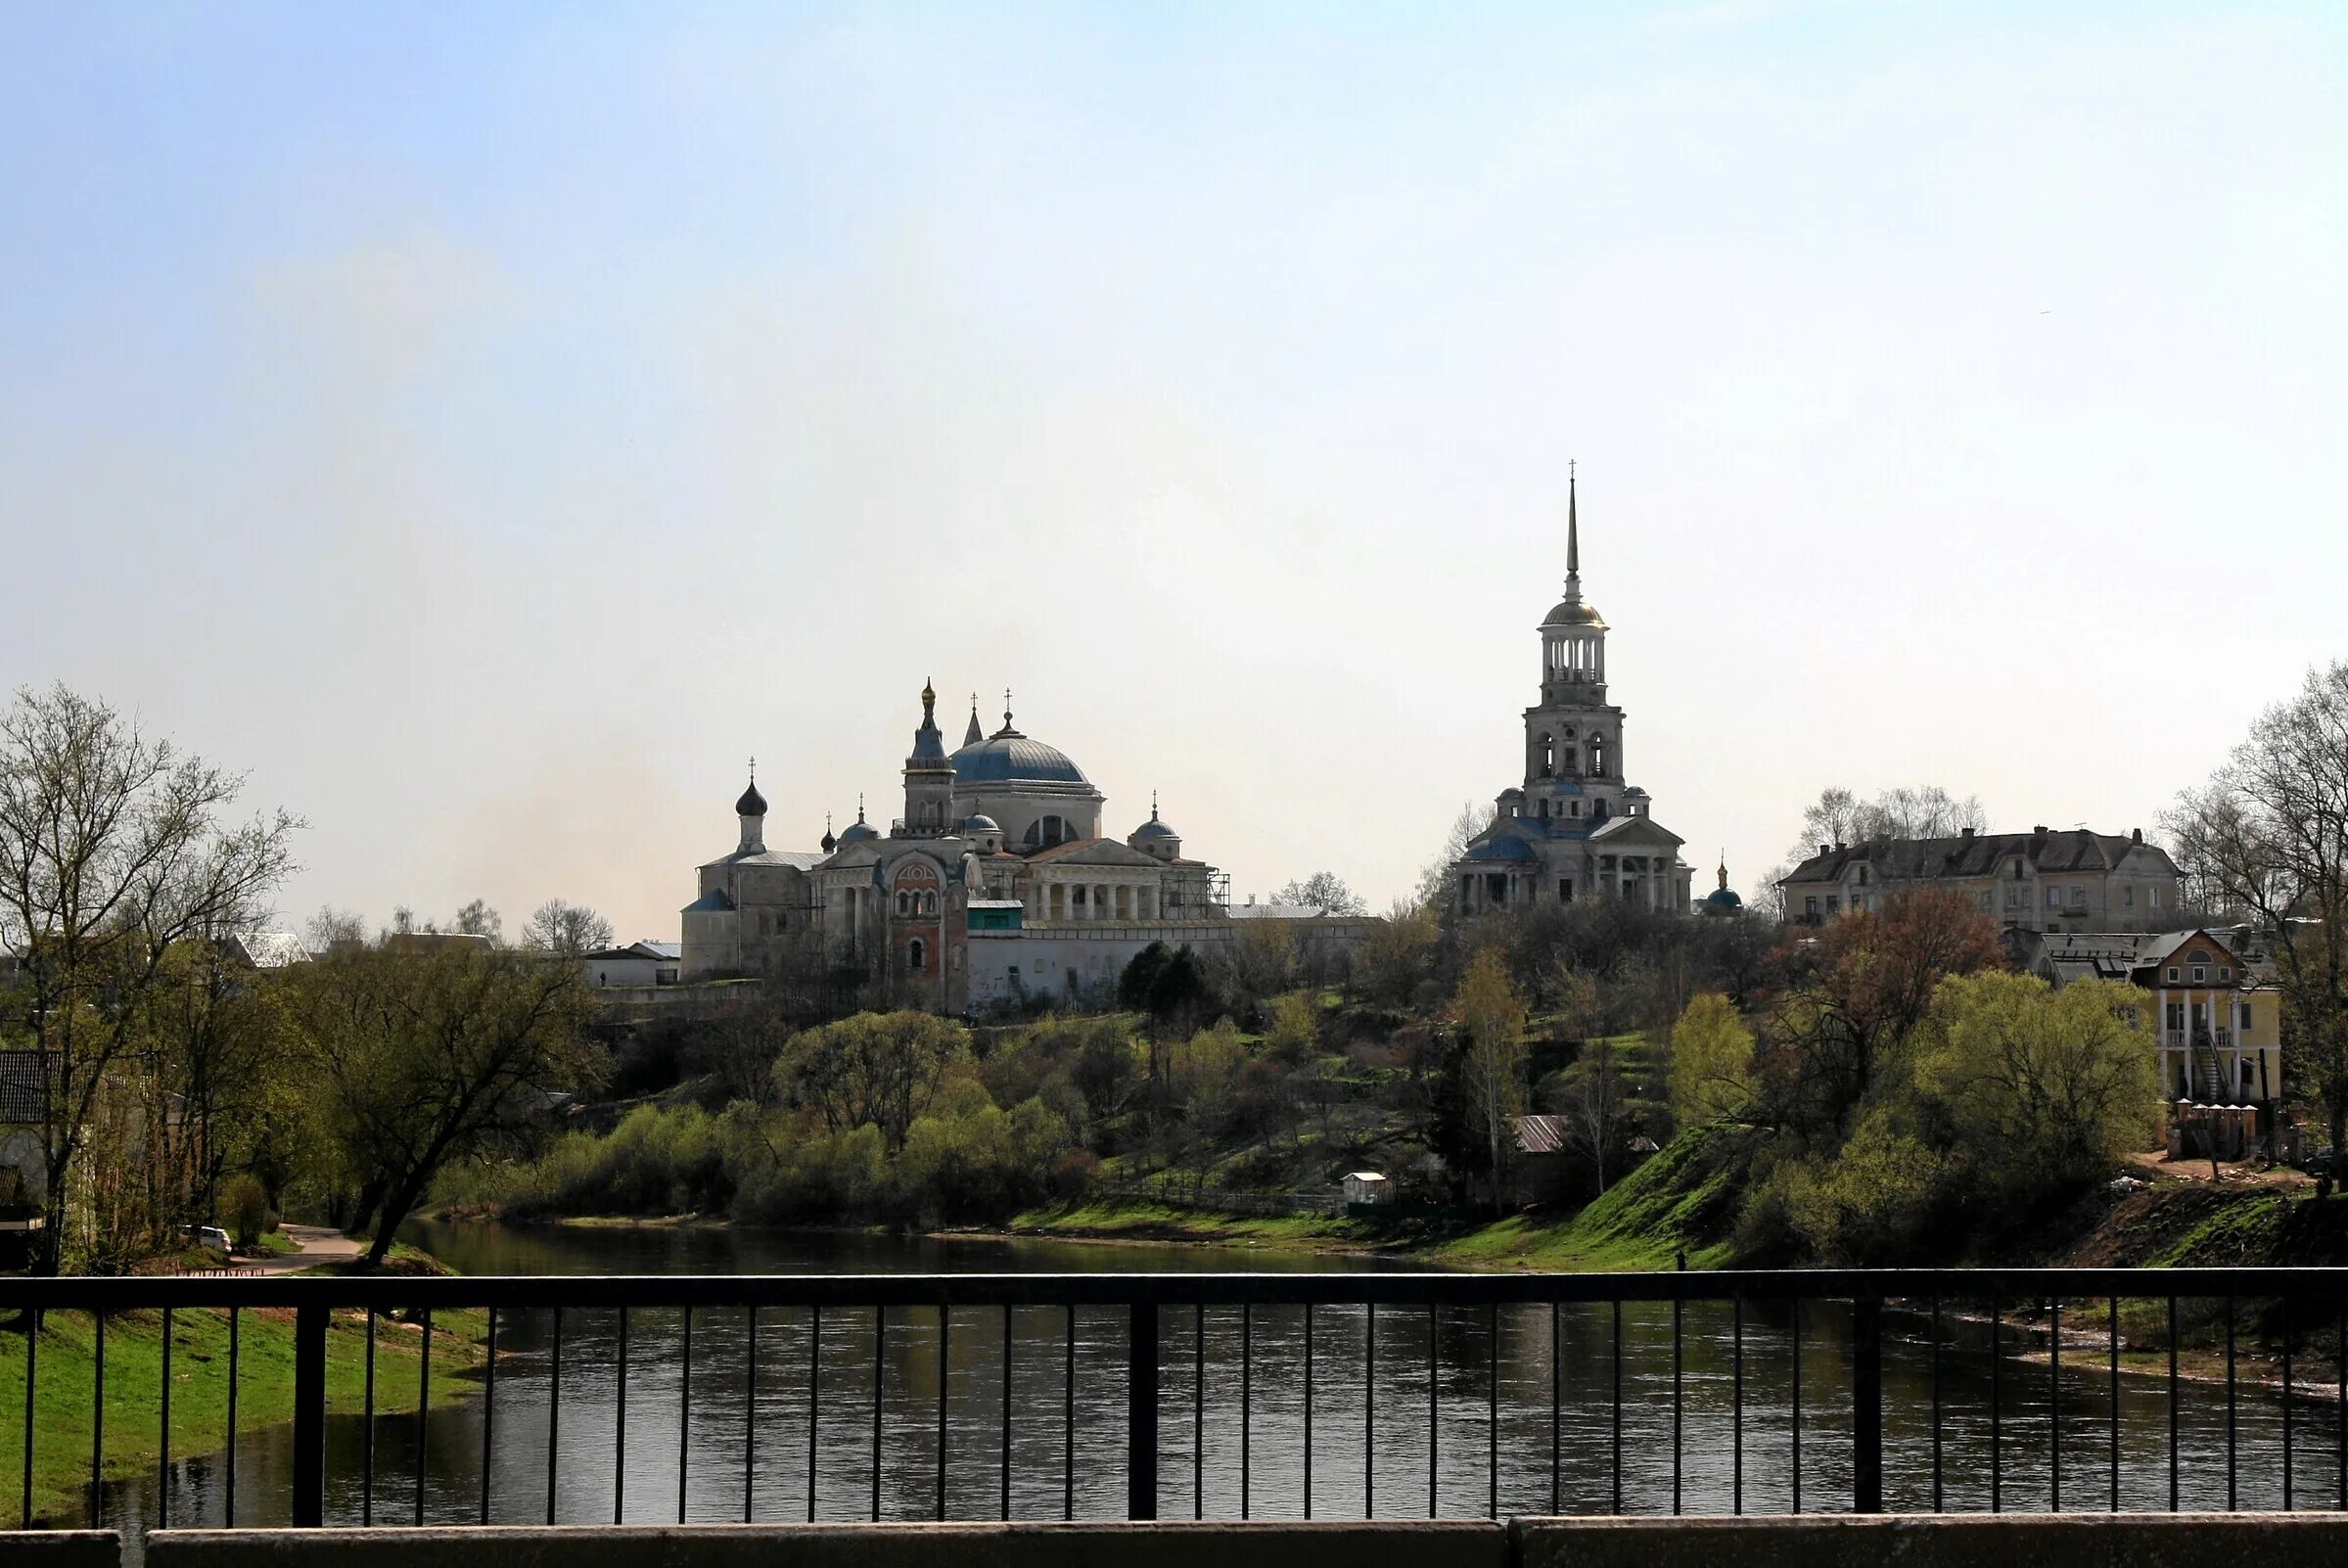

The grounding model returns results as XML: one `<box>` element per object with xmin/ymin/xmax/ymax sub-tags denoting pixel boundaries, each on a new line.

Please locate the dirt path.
<box><xmin>228</xmin><ymin>1223</ymin><xmax>364</xmax><ymax>1275</ymax></box>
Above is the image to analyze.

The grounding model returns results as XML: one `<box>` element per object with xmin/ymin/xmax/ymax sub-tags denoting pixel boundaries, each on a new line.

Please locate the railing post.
<box><xmin>1127</xmin><ymin>1301</ymin><xmax>1159</xmax><ymax>1520</ymax></box>
<box><xmin>293</xmin><ymin>1299</ymin><xmax>329</xmax><ymax>1527</ymax></box>
<box><xmin>1853</xmin><ymin>1294</ymin><xmax>1883</xmax><ymax>1514</ymax></box>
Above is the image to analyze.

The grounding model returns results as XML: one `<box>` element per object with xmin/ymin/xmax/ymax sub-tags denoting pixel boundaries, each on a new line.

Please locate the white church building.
<box><xmin>1450</xmin><ymin>472</ymin><xmax>1695</xmax><ymax>914</ymax></box>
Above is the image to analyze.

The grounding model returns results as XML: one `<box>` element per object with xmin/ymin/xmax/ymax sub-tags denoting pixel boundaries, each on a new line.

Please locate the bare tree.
<box><xmin>0</xmin><ymin>684</ymin><xmax>299</xmax><ymax>1271</ymax></box>
<box><xmin>2165</xmin><ymin>662</ymin><xmax>2348</xmax><ymax>1153</ymax></box>
<box><xmin>303</xmin><ymin>905</ymin><xmax>368</xmax><ymax>954</ymax></box>
<box><xmin>452</xmin><ymin>898</ymin><xmax>502</xmax><ymax>943</ymax></box>
<box><xmin>1791</xmin><ymin>785</ymin><xmax>1987</xmax><ymax>859</ymax></box>
<box><xmin>523</xmin><ymin>899</ymin><xmax>615</xmax><ymax>957</ymax></box>
<box><xmin>1273</xmin><ymin>871</ymin><xmax>1367</xmax><ymax>916</ymax></box>
<box><xmin>1415</xmin><ymin>801</ymin><xmax>1496</xmax><ymax>912</ymax></box>
<box><xmin>1454</xmin><ymin>948</ymin><xmax>1527</xmax><ymax>1211</ymax></box>
<box><xmin>1559</xmin><ymin>1038</ymin><xmax>1631</xmax><ymax>1195</ymax></box>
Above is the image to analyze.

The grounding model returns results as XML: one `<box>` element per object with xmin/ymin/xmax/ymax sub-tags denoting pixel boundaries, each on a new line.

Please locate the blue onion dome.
<box><xmin>964</xmin><ymin>814</ymin><xmax>1001</xmax><ymax>835</ymax></box>
<box><xmin>838</xmin><ymin>819</ymin><xmax>878</xmax><ymax>846</ymax></box>
<box><xmin>1132</xmin><ymin>816</ymin><xmax>1178</xmax><ymax>841</ymax></box>
<box><xmin>1704</xmin><ymin>886</ymin><xmax>1745</xmax><ymax>910</ymax></box>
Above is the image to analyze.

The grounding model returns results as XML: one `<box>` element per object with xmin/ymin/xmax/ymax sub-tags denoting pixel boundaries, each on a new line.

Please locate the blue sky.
<box><xmin>5</xmin><ymin>3</ymin><xmax>2343</xmax><ymax>938</ymax></box>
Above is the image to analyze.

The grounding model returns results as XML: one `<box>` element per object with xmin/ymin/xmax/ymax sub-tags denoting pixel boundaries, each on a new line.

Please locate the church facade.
<box><xmin>680</xmin><ymin>684</ymin><xmax>1235</xmax><ymax>1009</ymax></box>
<box><xmin>1450</xmin><ymin>474</ymin><xmax>1695</xmax><ymax>915</ymax></box>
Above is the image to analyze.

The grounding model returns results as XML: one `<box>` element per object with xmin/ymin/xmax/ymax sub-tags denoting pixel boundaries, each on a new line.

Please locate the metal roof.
<box><xmin>0</xmin><ymin>1052</ymin><xmax>47</xmax><ymax>1124</ymax></box>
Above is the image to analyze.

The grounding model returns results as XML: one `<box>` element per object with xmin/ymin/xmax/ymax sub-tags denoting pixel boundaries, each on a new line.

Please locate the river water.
<box><xmin>89</xmin><ymin>1222</ymin><xmax>2328</xmax><ymax>1543</ymax></box>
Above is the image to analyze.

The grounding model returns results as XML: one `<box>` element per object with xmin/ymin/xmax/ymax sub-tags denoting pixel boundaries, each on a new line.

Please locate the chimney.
<box><xmin>2033</xmin><ymin>824</ymin><xmax>2049</xmax><ymax>835</ymax></box>
<box><xmin>1833</xmin><ymin>841</ymin><xmax>1846</xmax><ymax>853</ymax></box>
<box><xmin>1818</xmin><ymin>843</ymin><xmax>1829</xmax><ymax>857</ymax></box>
<box><xmin>2133</xmin><ymin>827</ymin><xmax>2143</xmax><ymax>845</ymax></box>
<box><xmin>1961</xmin><ymin>826</ymin><xmax>1975</xmax><ymax>839</ymax></box>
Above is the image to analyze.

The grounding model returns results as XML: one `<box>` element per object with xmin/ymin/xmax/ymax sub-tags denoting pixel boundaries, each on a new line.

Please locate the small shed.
<box><xmin>1342</xmin><ymin>1172</ymin><xmax>1392</xmax><ymax>1207</ymax></box>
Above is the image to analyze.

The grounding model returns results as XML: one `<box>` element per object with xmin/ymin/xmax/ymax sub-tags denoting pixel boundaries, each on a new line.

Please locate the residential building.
<box><xmin>580</xmin><ymin>941</ymin><xmax>682</xmax><ymax>989</ymax></box>
<box><xmin>2018</xmin><ymin>927</ymin><xmax>2281</xmax><ymax>1107</ymax></box>
<box><xmin>1778</xmin><ymin>827</ymin><xmax>2183</xmax><ymax>931</ymax></box>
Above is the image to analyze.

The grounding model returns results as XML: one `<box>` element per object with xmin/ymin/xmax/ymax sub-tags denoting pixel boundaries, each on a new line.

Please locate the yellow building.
<box><xmin>2025</xmin><ymin>928</ymin><xmax>2281</xmax><ymax>1105</ymax></box>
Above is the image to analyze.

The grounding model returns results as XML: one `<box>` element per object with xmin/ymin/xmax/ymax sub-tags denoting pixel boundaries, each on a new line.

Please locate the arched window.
<box><xmin>907</xmin><ymin>938</ymin><xmax>926</xmax><ymax>972</ymax></box>
<box><xmin>1024</xmin><ymin>821</ymin><xmax>1042</xmax><ymax>849</ymax></box>
<box><xmin>1540</xmin><ymin>734</ymin><xmax>1554</xmax><ymax>775</ymax></box>
<box><xmin>1588</xmin><ymin>733</ymin><xmax>1607</xmax><ymax>776</ymax></box>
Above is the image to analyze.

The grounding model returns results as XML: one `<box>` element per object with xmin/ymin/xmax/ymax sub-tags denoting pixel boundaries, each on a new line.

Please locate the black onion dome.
<box><xmin>736</xmin><ymin>779</ymin><xmax>767</xmax><ymax>816</ymax></box>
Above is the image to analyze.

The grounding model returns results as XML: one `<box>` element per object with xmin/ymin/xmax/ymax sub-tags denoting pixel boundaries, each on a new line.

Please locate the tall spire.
<box><xmin>1563</xmin><ymin>458</ymin><xmax>1582</xmax><ymax>604</ymax></box>
<box><xmin>963</xmin><ymin>693</ymin><xmax>983</xmax><ymax>747</ymax></box>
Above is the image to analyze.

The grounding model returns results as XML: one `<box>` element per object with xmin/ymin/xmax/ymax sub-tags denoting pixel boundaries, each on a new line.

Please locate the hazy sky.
<box><xmin>5</xmin><ymin>3</ymin><xmax>2343</xmax><ymax>942</ymax></box>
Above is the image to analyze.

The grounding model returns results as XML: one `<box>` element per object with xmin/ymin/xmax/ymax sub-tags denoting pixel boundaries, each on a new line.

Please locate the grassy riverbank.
<box><xmin>0</xmin><ymin>1287</ymin><xmax>485</xmax><ymax>1528</ymax></box>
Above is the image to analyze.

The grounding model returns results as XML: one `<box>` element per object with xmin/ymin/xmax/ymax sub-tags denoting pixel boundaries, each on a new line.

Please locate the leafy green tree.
<box><xmin>1454</xmin><ymin>947</ymin><xmax>1528</xmax><ymax>1208</ymax></box>
<box><xmin>294</xmin><ymin>942</ymin><xmax>601</xmax><ymax>1265</ymax></box>
<box><xmin>1669</xmin><ymin>992</ymin><xmax>1757</xmax><ymax>1128</ymax></box>
<box><xmin>1914</xmin><ymin>972</ymin><xmax>2163</xmax><ymax>1189</ymax></box>
<box><xmin>1266</xmin><ymin>992</ymin><xmax>1318</xmax><ymax>1061</ymax></box>
<box><xmin>772</xmin><ymin>1011</ymin><xmax>970</xmax><ymax>1152</ymax></box>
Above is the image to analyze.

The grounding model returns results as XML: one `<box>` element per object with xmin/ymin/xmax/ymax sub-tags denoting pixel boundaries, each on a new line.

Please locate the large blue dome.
<box><xmin>952</xmin><ymin>728</ymin><xmax>1089</xmax><ymax>786</ymax></box>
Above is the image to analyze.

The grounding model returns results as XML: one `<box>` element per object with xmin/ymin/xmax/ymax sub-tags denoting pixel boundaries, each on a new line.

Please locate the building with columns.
<box><xmin>1450</xmin><ymin>473</ymin><xmax>1695</xmax><ymax>916</ymax></box>
<box><xmin>679</xmin><ymin>682</ymin><xmax>1293</xmax><ymax>1010</ymax></box>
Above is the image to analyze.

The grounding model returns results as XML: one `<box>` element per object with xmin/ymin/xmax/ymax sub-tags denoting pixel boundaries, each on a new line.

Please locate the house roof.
<box><xmin>681</xmin><ymin>888</ymin><xmax>735</xmax><ymax>913</ymax></box>
<box><xmin>1781</xmin><ymin>829</ymin><xmax>2179</xmax><ymax>887</ymax></box>
<box><xmin>0</xmin><ymin>1052</ymin><xmax>47</xmax><ymax>1124</ymax></box>
<box><xmin>1512</xmin><ymin>1114</ymin><xmax>1567</xmax><ymax>1155</ymax></box>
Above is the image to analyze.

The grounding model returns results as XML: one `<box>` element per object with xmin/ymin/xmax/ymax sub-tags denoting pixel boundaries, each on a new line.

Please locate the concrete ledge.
<box><xmin>148</xmin><ymin>1521</ymin><xmax>1511</xmax><ymax>1568</ymax></box>
<box><xmin>0</xmin><ymin>1532</ymin><xmax>121</xmax><ymax>1568</ymax></box>
<box><xmin>1514</xmin><ymin>1513</ymin><xmax>2348</xmax><ymax>1568</ymax></box>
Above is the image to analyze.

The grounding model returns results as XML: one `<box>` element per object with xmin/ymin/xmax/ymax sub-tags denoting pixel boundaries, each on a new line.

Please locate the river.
<box><xmin>89</xmin><ymin>1222</ymin><xmax>2324</xmax><ymax>1544</ymax></box>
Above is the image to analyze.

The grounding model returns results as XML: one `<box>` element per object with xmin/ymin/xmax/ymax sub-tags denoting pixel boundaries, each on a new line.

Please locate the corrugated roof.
<box><xmin>1782</xmin><ymin>830</ymin><xmax>2179</xmax><ymax>887</ymax></box>
<box><xmin>1513</xmin><ymin>1114</ymin><xmax>1567</xmax><ymax>1155</ymax></box>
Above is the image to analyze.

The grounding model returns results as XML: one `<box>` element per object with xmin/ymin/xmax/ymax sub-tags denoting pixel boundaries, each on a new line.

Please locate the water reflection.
<box><xmin>85</xmin><ymin>1222</ymin><xmax>2326</xmax><ymax>1553</ymax></box>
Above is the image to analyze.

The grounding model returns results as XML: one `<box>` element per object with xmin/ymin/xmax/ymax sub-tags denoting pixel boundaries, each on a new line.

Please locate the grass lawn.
<box><xmin>0</xmin><ymin>1299</ymin><xmax>485</xmax><ymax>1528</ymax></box>
<box><xmin>1008</xmin><ymin>1198</ymin><xmax>1375</xmax><ymax>1252</ymax></box>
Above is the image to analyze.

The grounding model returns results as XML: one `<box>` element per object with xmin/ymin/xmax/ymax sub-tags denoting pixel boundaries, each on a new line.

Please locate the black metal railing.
<box><xmin>5</xmin><ymin>1268</ymin><xmax>2348</xmax><ymax>1532</ymax></box>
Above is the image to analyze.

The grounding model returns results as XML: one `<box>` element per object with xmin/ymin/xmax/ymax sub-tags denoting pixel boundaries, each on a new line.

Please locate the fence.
<box><xmin>6</xmin><ymin>1268</ymin><xmax>2348</xmax><ymax>1532</ymax></box>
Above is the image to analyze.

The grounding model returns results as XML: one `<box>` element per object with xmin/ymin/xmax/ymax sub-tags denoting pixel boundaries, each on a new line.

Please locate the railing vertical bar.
<box><xmin>1304</xmin><ymin>1302</ymin><xmax>1314</xmax><ymax>1520</ymax></box>
<box><xmin>870</xmin><ymin>1305</ymin><xmax>885</xmax><ymax>1523</ymax></box>
<box><xmin>1671</xmin><ymin>1296</ymin><xmax>1682</xmax><ymax>1515</ymax></box>
<box><xmin>1784</xmin><ymin>1295</ymin><xmax>1803</xmax><ymax>1511</ymax></box>
<box><xmin>1991</xmin><ymin>1294</ymin><xmax>2003</xmax><ymax>1514</ymax></box>
<box><xmin>743</xmin><ymin>1306</ymin><xmax>758</xmax><ymax>1525</ymax></box>
<box><xmin>1610</xmin><ymin>1298</ymin><xmax>1622</xmax><ymax>1516</ymax></box>
<box><xmin>1126</xmin><ymin>1302</ymin><xmax>1159</xmax><ymax>1522</ymax></box>
<box><xmin>158</xmin><ymin>1307</ymin><xmax>172</xmax><ymax>1529</ymax></box>
<box><xmin>547</xmin><ymin>1306</ymin><xmax>563</xmax><ymax>1526</ymax></box>
<box><xmin>417</xmin><ymin>1305</ymin><xmax>433</xmax><ymax>1527</ymax></box>
<box><xmin>999</xmin><ymin>1304</ymin><xmax>1012</xmax><ymax>1521</ymax></box>
<box><xmin>935</xmin><ymin>1306</ymin><xmax>948</xmax><ymax>1522</ymax></box>
<box><xmin>2284</xmin><ymin>1297</ymin><xmax>2295</xmax><ymax>1512</ymax></box>
<box><xmin>1192</xmin><ymin>1305</ymin><xmax>1203</xmax><ymax>1520</ymax></box>
<box><xmin>2337</xmin><ymin>1297</ymin><xmax>2345</xmax><ymax>1512</ymax></box>
<box><xmin>1364</xmin><ymin>1303</ymin><xmax>1375</xmax><ymax>1519</ymax></box>
<box><xmin>292</xmin><ymin>1301</ymin><xmax>325</xmax><ymax>1531</ymax></box>
<box><xmin>2225</xmin><ymin>1295</ymin><xmax>2237</xmax><ymax>1512</ymax></box>
<box><xmin>2107</xmin><ymin>1296</ymin><xmax>2118</xmax><ymax>1514</ymax></box>
<box><xmin>2049</xmin><ymin>1296</ymin><xmax>2061</xmax><ymax>1514</ymax></box>
<box><xmin>1486</xmin><ymin>1300</ymin><xmax>1496</xmax><ymax>1521</ymax></box>
<box><xmin>1241</xmin><ymin>1301</ymin><xmax>1253</xmax><ymax>1520</ymax></box>
<box><xmin>361</xmin><ymin>1307</ymin><xmax>374</xmax><ymax>1525</ymax></box>
<box><xmin>482</xmin><ymin>1307</ymin><xmax>497</xmax><ymax>1526</ymax></box>
<box><xmin>2167</xmin><ymin>1296</ymin><xmax>2179</xmax><ymax>1514</ymax></box>
<box><xmin>1063</xmin><ymin>1304</ymin><xmax>1075</xmax><ymax>1523</ymax></box>
<box><xmin>806</xmin><ymin>1304</ymin><xmax>819</xmax><ymax>1524</ymax></box>
<box><xmin>88</xmin><ymin>1310</ymin><xmax>102</xmax><ymax>1528</ymax></box>
<box><xmin>20</xmin><ymin>1314</ymin><xmax>34</xmax><ymax>1530</ymax></box>
<box><xmin>1427</xmin><ymin>1302</ymin><xmax>1438</xmax><ymax>1520</ymax></box>
<box><xmin>613</xmin><ymin>1306</ymin><xmax>626</xmax><ymax>1525</ymax></box>
<box><xmin>1548</xmin><ymin>1300</ymin><xmax>1560</xmax><ymax>1518</ymax></box>
<box><xmin>678</xmin><ymin>1307</ymin><xmax>693</xmax><ymax>1525</ymax></box>
<box><xmin>1731</xmin><ymin>1295</ymin><xmax>1743</xmax><ymax>1515</ymax></box>
<box><xmin>1850</xmin><ymin>1296</ymin><xmax>1878</xmax><ymax>1516</ymax></box>
<box><xmin>225</xmin><ymin>1306</ymin><xmax>241</xmax><ymax>1523</ymax></box>
<box><xmin>1930</xmin><ymin>1295</ymin><xmax>1943</xmax><ymax>1513</ymax></box>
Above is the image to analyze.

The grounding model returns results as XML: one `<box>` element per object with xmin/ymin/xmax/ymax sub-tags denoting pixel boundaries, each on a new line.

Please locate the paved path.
<box><xmin>224</xmin><ymin>1223</ymin><xmax>365</xmax><ymax>1275</ymax></box>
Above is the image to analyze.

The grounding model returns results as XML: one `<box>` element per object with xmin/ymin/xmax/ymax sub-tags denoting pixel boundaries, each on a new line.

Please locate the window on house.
<box><xmin>2167</xmin><ymin>967</ymin><xmax>2179</xmax><ymax>982</ymax></box>
<box><xmin>2166</xmin><ymin>1001</ymin><xmax>2185</xmax><ymax>1032</ymax></box>
<box><xmin>2070</xmin><ymin>887</ymin><xmax>2086</xmax><ymax>907</ymax></box>
<box><xmin>2219</xmin><ymin>966</ymin><xmax>2231</xmax><ymax>981</ymax></box>
<box><xmin>2124</xmin><ymin>885</ymin><xmax>2135</xmax><ymax>907</ymax></box>
<box><xmin>2048</xmin><ymin>888</ymin><xmax>2062</xmax><ymax>907</ymax></box>
<box><xmin>2150</xmin><ymin>887</ymin><xmax>2163</xmax><ymax>908</ymax></box>
<box><xmin>1559</xmin><ymin>878</ymin><xmax>1574</xmax><ymax>899</ymax></box>
<box><xmin>1570</xmin><ymin>801</ymin><xmax>1581</xmax><ymax>817</ymax></box>
<box><xmin>2240</xmin><ymin>1001</ymin><xmax>2254</xmax><ymax>1032</ymax></box>
<box><xmin>1980</xmin><ymin>893</ymin><xmax>1993</xmax><ymax>910</ymax></box>
<box><xmin>1805</xmin><ymin>897</ymin><xmax>1819</xmax><ymax>918</ymax></box>
<box><xmin>1826</xmin><ymin>896</ymin><xmax>1840</xmax><ymax>914</ymax></box>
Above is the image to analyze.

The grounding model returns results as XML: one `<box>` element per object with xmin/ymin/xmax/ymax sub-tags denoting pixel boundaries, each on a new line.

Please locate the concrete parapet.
<box><xmin>148</xmin><ymin>1521</ymin><xmax>1511</xmax><ymax>1568</ymax></box>
<box><xmin>0</xmin><ymin>1531</ymin><xmax>120</xmax><ymax>1568</ymax></box>
<box><xmin>1514</xmin><ymin>1513</ymin><xmax>2348</xmax><ymax>1567</ymax></box>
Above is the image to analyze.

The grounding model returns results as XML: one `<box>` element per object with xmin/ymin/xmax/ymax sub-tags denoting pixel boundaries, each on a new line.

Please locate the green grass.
<box><xmin>1008</xmin><ymin>1198</ymin><xmax>1367</xmax><ymax>1251</ymax></box>
<box><xmin>249</xmin><ymin>1229</ymin><xmax>302</xmax><ymax>1258</ymax></box>
<box><xmin>0</xmin><ymin>1301</ymin><xmax>485</xmax><ymax>1527</ymax></box>
<box><xmin>1424</xmin><ymin>1124</ymin><xmax>1753</xmax><ymax>1272</ymax></box>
